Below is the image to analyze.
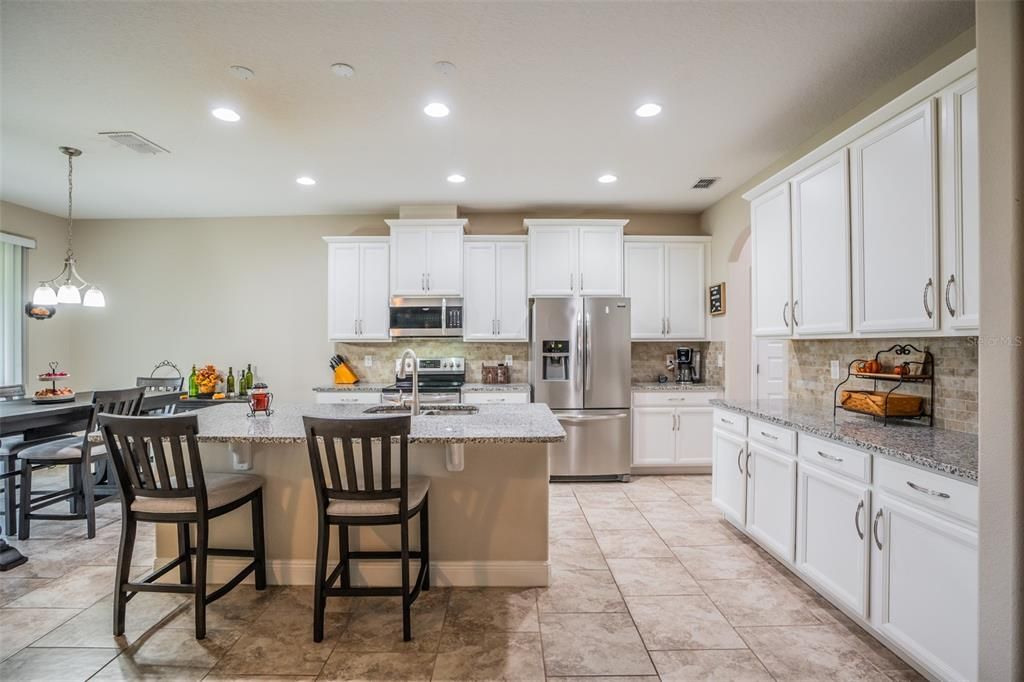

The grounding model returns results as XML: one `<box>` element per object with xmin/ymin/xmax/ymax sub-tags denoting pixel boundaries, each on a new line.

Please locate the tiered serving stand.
<box><xmin>833</xmin><ymin>343</ymin><xmax>934</xmax><ymax>426</ymax></box>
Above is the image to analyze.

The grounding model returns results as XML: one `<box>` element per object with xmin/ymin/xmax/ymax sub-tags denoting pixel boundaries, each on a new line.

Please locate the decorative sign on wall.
<box><xmin>709</xmin><ymin>282</ymin><xmax>726</xmax><ymax>317</ymax></box>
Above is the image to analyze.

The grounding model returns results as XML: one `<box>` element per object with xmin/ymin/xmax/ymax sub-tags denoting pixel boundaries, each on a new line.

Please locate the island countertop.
<box><xmin>123</xmin><ymin>401</ymin><xmax>567</xmax><ymax>445</ymax></box>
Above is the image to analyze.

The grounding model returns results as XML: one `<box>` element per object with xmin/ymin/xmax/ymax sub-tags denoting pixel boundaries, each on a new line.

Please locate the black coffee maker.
<box><xmin>675</xmin><ymin>347</ymin><xmax>703</xmax><ymax>384</ymax></box>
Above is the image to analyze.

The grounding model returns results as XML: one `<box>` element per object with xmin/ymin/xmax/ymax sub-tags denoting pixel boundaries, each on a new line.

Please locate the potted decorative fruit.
<box><xmin>195</xmin><ymin>364</ymin><xmax>223</xmax><ymax>397</ymax></box>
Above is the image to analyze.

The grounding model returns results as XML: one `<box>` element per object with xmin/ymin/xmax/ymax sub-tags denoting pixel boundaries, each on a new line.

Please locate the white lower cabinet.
<box><xmin>711</xmin><ymin>429</ymin><xmax>748</xmax><ymax>526</ymax></box>
<box><xmin>313</xmin><ymin>391</ymin><xmax>382</xmax><ymax>405</ymax></box>
<box><xmin>461</xmin><ymin>391</ymin><xmax>530</xmax><ymax>405</ymax></box>
<box><xmin>745</xmin><ymin>443</ymin><xmax>797</xmax><ymax>562</ymax></box>
<box><xmin>632</xmin><ymin>392</ymin><xmax>719</xmax><ymax>469</ymax></box>
<box><xmin>796</xmin><ymin>462</ymin><xmax>870</xmax><ymax>617</ymax></box>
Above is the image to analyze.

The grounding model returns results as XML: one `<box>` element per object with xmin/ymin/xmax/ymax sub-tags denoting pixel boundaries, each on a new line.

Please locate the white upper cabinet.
<box><xmin>463</xmin><ymin>238</ymin><xmax>528</xmax><ymax>341</ymax></box>
<box><xmin>939</xmin><ymin>73</ymin><xmax>980</xmax><ymax>333</ymax></box>
<box><xmin>851</xmin><ymin>100</ymin><xmax>939</xmax><ymax>333</ymax></box>
<box><xmin>324</xmin><ymin>237</ymin><xmax>390</xmax><ymax>341</ymax></box>
<box><xmin>386</xmin><ymin>219</ymin><xmax>466</xmax><ymax>297</ymax></box>
<box><xmin>791</xmin><ymin>150</ymin><xmax>852</xmax><ymax>336</ymax></box>
<box><xmin>751</xmin><ymin>184</ymin><xmax>793</xmax><ymax>336</ymax></box>
<box><xmin>625</xmin><ymin>238</ymin><xmax>708</xmax><ymax>340</ymax></box>
<box><xmin>526</xmin><ymin>220</ymin><xmax>626</xmax><ymax>297</ymax></box>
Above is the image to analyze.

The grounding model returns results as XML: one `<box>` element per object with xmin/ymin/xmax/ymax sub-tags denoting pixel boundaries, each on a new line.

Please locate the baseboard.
<box><xmin>153</xmin><ymin>556</ymin><xmax>550</xmax><ymax>587</ymax></box>
<box><xmin>631</xmin><ymin>464</ymin><xmax>712</xmax><ymax>475</ymax></box>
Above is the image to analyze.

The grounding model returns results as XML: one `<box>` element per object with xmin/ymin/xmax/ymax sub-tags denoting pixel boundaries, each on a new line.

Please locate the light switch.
<box><xmin>504</xmin><ymin>354</ymin><xmax>513</xmax><ymax>366</ymax></box>
<box><xmin>364</xmin><ymin>355</ymin><xmax>373</xmax><ymax>368</ymax></box>
<box><xmin>717</xmin><ymin>353</ymin><xmax>724</xmax><ymax>368</ymax></box>
<box><xmin>830</xmin><ymin>360</ymin><xmax>841</xmax><ymax>379</ymax></box>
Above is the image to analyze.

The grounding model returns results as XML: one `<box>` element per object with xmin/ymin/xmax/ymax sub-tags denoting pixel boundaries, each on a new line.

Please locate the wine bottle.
<box><xmin>188</xmin><ymin>365</ymin><xmax>198</xmax><ymax>398</ymax></box>
<box><xmin>238</xmin><ymin>363</ymin><xmax>247</xmax><ymax>396</ymax></box>
<box><xmin>226</xmin><ymin>367</ymin><xmax>235</xmax><ymax>395</ymax></box>
<box><xmin>245</xmin><ymin>364</ymin><xmax>254</xmax><ymax>392</ymax></box>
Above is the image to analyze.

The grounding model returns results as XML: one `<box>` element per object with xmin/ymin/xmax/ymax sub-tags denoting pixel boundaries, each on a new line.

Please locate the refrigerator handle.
<box><xmin>585</xmin><ymin>311</ymin><xmax>593</xmax><ymax>391</ymax></box>
<box><xmin>576</xmin><ymin>310</ymin><xmax>584</xmax><ymax>392</ymax></box>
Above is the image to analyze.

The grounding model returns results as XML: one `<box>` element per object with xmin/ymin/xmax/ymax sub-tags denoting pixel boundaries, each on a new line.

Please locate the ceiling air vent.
<box><xmin>98</xmin><ymin>131</ymin><xmax>170</xmax><ymax>155</ymax></box>
<box><xmin>692</xmin><ymin>177</ymin><xmax>720</xmax><ymax>190</ymax></box>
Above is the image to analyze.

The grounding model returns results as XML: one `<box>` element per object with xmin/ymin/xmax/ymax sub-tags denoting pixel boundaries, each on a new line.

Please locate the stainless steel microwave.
<box><xmin>389</xmin><ymin>297</ymin><xmax>463</xmax><ymax>338</ymax></box>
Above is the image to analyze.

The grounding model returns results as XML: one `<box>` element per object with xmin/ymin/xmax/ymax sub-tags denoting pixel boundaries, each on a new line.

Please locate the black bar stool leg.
<box><xmin>401</xmin><ymin>515</ymin><xmax>411</xmax><ymax>642</ymax></box>
<box><xmin>177</xmin><ymin>523</ymin><xmax>192</xmax><ymax>584</ymax></box>
<box><xmin>194</xmin><ymin>518</ymin><xmax>208</xmax><ymax>640</ymax></box>
<box><xmin>312</xmin><ymin>518</ymin><xmax>328</xmax><ymax>642</ymax></box>
<box><xmin>82</xmin><ymin>459</ymin><xmax>97</xmax><ymax>539</ymax></box>
<box><xmin>2</xmin><ymin>455</ymin><xmax>17</xmax><ymax>536</ymax></box>
<box><xmin>420</xmin><ymin>495</ymin><xmax>430</xmax><ymax>591</ymax></box>
<box><xmin>17</xmin><ymin>461</ymin><xmax>31</xmax><ymax>540</ymax></box>
<box><xmin>251</xmin><ymin>491</ymin><xmax>267</xmax><ymax>590</ymax></box>
<box><xmin>338</xmin><ymin>523</ymin><xmax>350</xmax><ymax>589</ymax></box>
<box><xmin>113</xmin><ymin>516</ymin><xmax>137</xmax><ymax>636</ymax></box>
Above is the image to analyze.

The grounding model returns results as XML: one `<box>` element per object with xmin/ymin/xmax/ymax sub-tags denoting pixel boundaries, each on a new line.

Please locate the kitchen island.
<box><xmin>132</xmin><ymin>402</ymin><xmax>565</xmax><ymax>588</ymax></box>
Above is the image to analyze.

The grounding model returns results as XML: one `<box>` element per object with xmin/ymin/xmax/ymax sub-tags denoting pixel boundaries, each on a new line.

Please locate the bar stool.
<box><xmin>302</xmin><ymin>415</ymin><xmax>430</xmax><ymax>643</ymax></box>
<box><xmin>18</xmin><ymin>387</ymin><xmax>146</xmax><ymax>540</ymax></box>
<box><xmin>98</xmin><ymin>413</ymin><xmax>266</xmax><ymax>639</ymax></box>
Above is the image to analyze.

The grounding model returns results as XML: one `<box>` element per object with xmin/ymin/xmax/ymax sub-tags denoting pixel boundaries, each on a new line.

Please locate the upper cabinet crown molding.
<box><xmin>384</xmin><ymin>218</ymin><xmax>468</xmax><ymax>230</ymax></box>
<box><xmin>523</xmin><ymin>218</ymin><xmax>629</xmax><ymax>229</ymax></box>
<box><xmin>323</xmin><ymin>236</ymin><xmax>389</xmax><ymax>243</ymax></box>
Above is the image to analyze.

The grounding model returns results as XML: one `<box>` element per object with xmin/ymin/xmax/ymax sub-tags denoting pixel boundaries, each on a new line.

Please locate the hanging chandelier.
<box><xmin>32</xmin><ymin>146</ymin><xmax>105</xmax><ymax>308</ymax></box>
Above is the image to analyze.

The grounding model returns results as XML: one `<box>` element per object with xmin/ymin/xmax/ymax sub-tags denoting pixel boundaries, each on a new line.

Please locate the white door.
<box><xmin>711</xmin><ymin>429</ymin><xmax>747</xmax><ymax>525</ymax></box>
<box><xmin>495</xmin><ymin>241</ymin><xmax>528</xmax><ymax>340</ymax></box>
<box><xmin>624</xmin><ymin>242</ymin><xmax>666</xmax><ymax>339</ymax></box>
<box><xmin>940</xmin><ymin>75</ymin><xmax>980</xmax><ymax>332</ymax></box>
<box><xmin>358</xmin><ymin>243</ymin><xmax>391</xmax><ymax>340</ymax></box>
<box><xmin>751</xmin><ymin>184</ymin><xmax>792</xmax><ymax>336</ymax></box>
<box><xmin>754</xmin><ymin>338</ymin><xmax>788</xmax><ymax>401</ymax></box>
<box><xmin>871</xmin><ymin>493</ymin><xmax>978</xmax><ymax>682</ymax></box>
<box><xmin>529</xmin><ymin>227</ymin><xmax>577</xmax><ymax>296</ymax></box>
<box><xmin>745</xmin><ymin>443</ymin><xmax>797</xmax><ymax>562</ymax></box>
<box><xmin>851</xmin><ymin>100</ymin><xmax>939</xmax><ymax>332</ymax></box>
<box><xmin>666</xmin><ymin>242</ymin><xmax>706</xmax><ymax>339</ymax></box>
<box><xmin>463</xmin><ymin>242</ymin><xmax>497</xmax><ymax>340</ymax></box>
<box><xmin>632</xmin><ymin>407</ymin><xmax>677</xmax><ymax>466</ymax></box>
<box><xmin>796</xmin><ymin>463</ymin><xmax>870</xmax><ymax>617</ymax></box>
<box><xmin>390</xmin><ymin>228</ymin><xmax>428</xmax><ymax>296</ymax></box>
<box><xmin>425</xmin><ymin>226</ymin><xmax>463</xmax><ymax>295</ymax></box>
<box><xmin>674</xmin><ymin>408</ymin><xmax>713</xmax><ymax>466</ymax></box>
<box><xmin>791</xmin><ymin>150</ymin><xmax>851</xmax><ymax>336</ymax></box>
<box><xmin>327</xmin><ymin>243</ymin><xmax>361</xmax><ymax>340</ymax></box>
<box><xmin>578</xmin><ymin>226</ymin><xmax>623</xmax><ymax>295</ymax></box>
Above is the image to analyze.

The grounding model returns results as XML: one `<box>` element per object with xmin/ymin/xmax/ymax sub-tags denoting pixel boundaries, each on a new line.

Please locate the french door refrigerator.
<box><xmin>531</xmin><ymin>297</ymin><xmax>631</xmax><ymax>481</ymax></box>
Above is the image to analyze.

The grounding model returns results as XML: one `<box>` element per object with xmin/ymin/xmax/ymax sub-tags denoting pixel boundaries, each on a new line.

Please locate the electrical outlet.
<box><xmin>830</xmin><ymin>360</ymin><xmax>841</xmax><ymax>379</ymax></box>
<box><xmin>717</xmin><ymin>353</ymin><xmax>724</xmax><ymax>368</ymax></box>
<box><xmin>504</xmin><ymin>354</ymin><xmax>513</xmax><ymax>366</ymax></box>
<box><xmin>665</xmin><ymin>354</ymin><xmax>675</xmax><ymax>368</ymax></box>
<box><xmin>364</xmin><ymin>355</ymin><xmax>373</xmax><ymax>368</ymax></box>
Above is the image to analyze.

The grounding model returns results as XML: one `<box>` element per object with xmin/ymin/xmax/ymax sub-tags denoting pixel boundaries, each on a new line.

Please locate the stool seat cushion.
<box><xmin>326</xmin><ymin>476</ymin><xmax>430</xmax><ymax>517</ymax></box>
<box><xmin>16</xmin><ymin>436</ymin><xmax>83</xmax><ymax>461</ymax></box>
<box><xmin>55</xmin><ymin>443</ymin><xmax>107</xmax><ymax>460</ymax></box>
<box><xmin>130</xmin><ymin>472</ymin><xmax>264</xmax><ymax>514</ymax></box>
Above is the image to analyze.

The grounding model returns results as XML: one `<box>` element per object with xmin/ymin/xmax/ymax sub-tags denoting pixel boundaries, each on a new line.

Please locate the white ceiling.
<box><xmin>1</xmin><ymin>0</ymin><xmax>974</xmax><ymax>219</ymax></box>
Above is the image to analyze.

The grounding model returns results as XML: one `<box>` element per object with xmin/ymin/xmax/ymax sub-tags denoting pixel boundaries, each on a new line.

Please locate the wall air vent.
<box><xmin>98</xmin><ymin>131</ymin><xmax>170</xmax><ymax>155</ymax></box>
<box><xmin>692</xmin><ymin>177</ymin><xmax>720</xmax><ymax>189</ymax></box>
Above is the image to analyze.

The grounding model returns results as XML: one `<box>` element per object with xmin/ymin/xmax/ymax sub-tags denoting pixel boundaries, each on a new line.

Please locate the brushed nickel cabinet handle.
<box><xmin>945</xmin><ymin>275</ymin><xmax>956</xmax><ymax>316</ymax></box>
<box><xmin>793</xmin><ymin>299</ymin><xmax>800</xmax><ymax>327</ymax></box>
<box><xmin>782</xmin><ymin>301</ymin><xmax>790</xmax><ymax>328</ymax></box>
<box><xmin>817</xmin><ymin>450</ymin><xmax>843</xmax><ymax>463</ymax></box>
<box><xmin>720</xmin><ymin>417</ymin><xmax>734</xmax><ymax>425</ymax></box>
<box><xmin>667</xmin><ymin>317</ymin><xmax>671</xmax><ymax>335</ymax></box>
<box><xmin>923</xmin><ymin>278</ymin><xmax>934</xmax><ymax>319</ymax></box>
<box><xmin>854</xmin><ymin>499</ymin><xmax>865</xmax><ymax>540</ymax></box>
<box><xmin>580</xmin><ymin>272</ymin><xmax>584</xmax><ymax>291</ymax></box>
<box><xmin>745</xmin><ymin>451</ymin><xmax>752</xmax><ymax>479</ymax></box>
<box><xmin>737</xmin><ymin>448</ymin><xmax>744</xmax><ymax>474</ymax></box>
<box><xmin>569</xmin><ymin>273</ymin><xmax>574</xmax><ymax>292</ymax></box>
<box><xmin>906</xmin><ymin>481</ymin><xmax>951</xmax><ymax>499</ymax></box>
<box><xmin>873</xmin><ymin>508</ymin><xmax>884</xmax><ymax>550</ymax></box>
<box><xmin>760</xmin><ymin>431</ymin><xmax>778</xmax><ymax>441</ymax></box>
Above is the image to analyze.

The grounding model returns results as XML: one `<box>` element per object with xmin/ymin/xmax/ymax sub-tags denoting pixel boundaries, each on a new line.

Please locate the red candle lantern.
<box><xmin>247</xmin><ymin>382</ymin><xmax>274</xmax><ymax>417</ymax></box>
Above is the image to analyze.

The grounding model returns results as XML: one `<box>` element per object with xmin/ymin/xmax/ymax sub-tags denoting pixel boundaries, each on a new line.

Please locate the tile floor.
<box><xmin>0</xmin><ymin>472</ymin><xmax>923</xmax><ymax>681</ymax></box>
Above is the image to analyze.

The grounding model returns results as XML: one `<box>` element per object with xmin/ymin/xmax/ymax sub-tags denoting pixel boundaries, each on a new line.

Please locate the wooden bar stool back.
<box><xmin>302</xmin><ymin>415</ymin><xmax>430</xmax><ymax>643</ymax></box>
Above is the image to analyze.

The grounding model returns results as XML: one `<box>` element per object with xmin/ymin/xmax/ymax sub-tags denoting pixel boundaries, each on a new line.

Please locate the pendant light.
<box><xmin>32</xmin><ymin>146</ymin><xmax>105</xmax><ymax>308</ymax></box>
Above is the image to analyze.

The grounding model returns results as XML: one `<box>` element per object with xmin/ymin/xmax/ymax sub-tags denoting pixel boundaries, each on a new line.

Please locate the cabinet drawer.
<box><xmin>874</xmin><ymin>457</ymin><xmax>977</xmax><ymax>526</ymax></box>
<box><xmin>462</xmin><ymin>391</ymin><xmax>530</xmax><ymax>405</ymax></box>
<box><xmin>799</xmin><ymin>434</ymin><xmax>871</xmax><ymax>483</ymax></box>
<box><xmin>314</xmin><ymin>391</ymin><xmax>381</xmax><ymax>405</ymax></box>
<box><xmin>749</xmin><ymin>419</ymin><xmax>796</xmax><ymax>454</ymax></box>
<box><xmin>712</xmin><ymin>409</ymin><xmax>746</xmax><ymax>436</ymax></box>
<box><xmin>633</xmin><ymin>391</ymin><xmax>720</xmax><ymax>407</ymax></box>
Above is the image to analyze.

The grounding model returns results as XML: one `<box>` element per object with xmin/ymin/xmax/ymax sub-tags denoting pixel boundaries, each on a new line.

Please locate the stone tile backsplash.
<box><xmin>334</xmin><ymin>340</ymin><xmax>531</xmax><ymax>384</ymax></box>
<box><xmin>629</xmin><ymin>341</ymin><xmax>725</xmax><ymax>387</ymax></box>
<box><xmin>789</xmin><ymin>336</ymin><xmax>978</xmax><ymax>433</ymax></box>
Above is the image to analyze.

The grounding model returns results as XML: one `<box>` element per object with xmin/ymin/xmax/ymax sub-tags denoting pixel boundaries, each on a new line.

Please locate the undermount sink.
<box><xmin>363</xmin><ymin>405</ymin><xmax>479</xmax><ymax>416</ymax></box>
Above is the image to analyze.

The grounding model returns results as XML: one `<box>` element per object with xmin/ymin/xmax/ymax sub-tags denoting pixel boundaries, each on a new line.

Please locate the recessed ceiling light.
<box><xmin>447</xmin><ymin>174</ymin><xmax>466</xmax><ymax>184</ymax></box>
<box><xmin>635</xmin><ymin>103</ymin><xmax>662</xmax><ymax>118</ymax></box>
<box><xmin>598</xmin><ymin>174</ymin><xmax>618</xmax><ymax>184</ymax></box>
<box><xmin>211</xmin><ymin>107</ymin><xmax>240</xmax><ymax>122</ymax></box>
<box><xmin>424</xmin><ymin>102</ymin><xmax>450</xmax><ymax>118</ymax></box>
<box><xmin>331</xmin><ymin>63</ymin><xmax>355</xmax><ymax>78</ymax></box>
<box><xmin>296</xmin><ymin>176</ymin><xmax>316</xmax><ymax>186</ymax></box>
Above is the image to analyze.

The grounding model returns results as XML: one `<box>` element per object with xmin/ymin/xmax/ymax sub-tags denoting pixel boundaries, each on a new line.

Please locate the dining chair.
<box><xmin>17</xmin><ymin>387</ymin><xmax>146</xmax><ymax>539</ymax></box>
<box><xmin>136</xmin><ymin>377</ymin><xmax>185</xmax><ymax>414</ymax></box>
<box><xmin>302</xmin><ymin>415</ymin><xmax>430</xmax><ymax>643</ymax></box>
<box><xmin>99</xmin><ymin>412</ymin><xmax>266</xmax><ymax>639</ymax></box>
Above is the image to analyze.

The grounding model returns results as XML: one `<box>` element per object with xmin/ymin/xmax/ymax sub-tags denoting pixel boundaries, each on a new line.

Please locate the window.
<box><xmin>1</xmin><ymin>232</ymin><xmax>35</xmax><ymax>391</ymax></box>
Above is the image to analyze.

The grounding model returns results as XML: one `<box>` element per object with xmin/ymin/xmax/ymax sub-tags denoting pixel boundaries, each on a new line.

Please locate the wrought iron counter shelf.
<box><xmin>833</xmin><ymin>344</ymin><xmax>935</xmax><ymax>426</ymax></box>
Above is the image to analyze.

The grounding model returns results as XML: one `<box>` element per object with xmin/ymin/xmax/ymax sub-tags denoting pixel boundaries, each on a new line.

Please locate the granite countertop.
<box><xmin>312</xmin><ymin>383</ymin><xmax>391</xmax><ymax>392</ymax></box>
<box><xmin>633</xmin><ymin>382</ymin><xmax>723</xmax><ymax>392</ymax></box>
<box><xmin>710</xmin><ymin>399</ymin><xmax>978</xmax><ymax>483</ymax></box>
<box><xmin>94</xmin><ymin>401</ymin><xmax>565</xmax><ymax>445</ymax></box>
<box><xmin>461</xmin><ymin>383</ymin><xmax>532</xmax><ymax>394</ymax></box>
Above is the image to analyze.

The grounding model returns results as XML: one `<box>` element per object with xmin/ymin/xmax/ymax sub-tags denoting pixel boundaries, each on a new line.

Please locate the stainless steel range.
<box><xmin>382</xmin><ymin>356</ymin><xmax>465</xmax><ymax>405</ymax></box>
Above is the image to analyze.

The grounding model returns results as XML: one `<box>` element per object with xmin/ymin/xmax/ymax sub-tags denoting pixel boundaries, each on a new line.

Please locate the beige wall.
<box><xmin>0</xmin><ymin>201</ymin><xmax>74</xmax><ymax>382</ymax></box>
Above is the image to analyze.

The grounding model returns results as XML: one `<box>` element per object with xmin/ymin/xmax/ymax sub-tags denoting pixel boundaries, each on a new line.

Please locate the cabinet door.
<box><xmin>495</xmin><ymin>242</ymin><xmax>528</xmax><ymax>340</ymax></box>
<box><xmin>851</xmin><ymin>100</ymin><xmax>939</xmax><ymax>332</ymax></box>
<box><xmin>624</xmin><ymin>242</ymin><xmax>666</xmax><ymax>339</ymax></box>
<box><xmin>390</xmin><ymin>228</ymin><xmax>428</xmax><ymax>296</ymax></box>
<box><xmin>871</xmin><ymin>493</ymin><xmax>978</xmax><ymax>682</ymax></box>
<box><xmin>796</xmin><ymin>463</ymin><xmax>869</xmax><ymax>617</ymax></box>
<box><xmin>940</xmin><ymin>74</ymin><xmax>980</xmax><ymax>332</ymax></box>
<box><xmin>327</xmin><ymin>243</ymin><xmax>361</xmax><ymax>341</ymax></box>
<box><xmin>751</xmin><ymin>184</ymin><xmax>793</xmax><ymax>336</ymax></box>
<box><xmin>632</xmin><ymin>407</ymin><xmax>677</xmax><ymax>466</ymax></box>
<box><xmin>791</xmin><ymin>150</ymin><xmax>851</xmax><ymax>336</ymax></box>
<box><xmin>674</xmin><ymin>408</ymin><xmax>713</xmax><ymax>466</ymax></box>
<box><xmin>745</xmin><ymin>443</ymin><xmax>797</xmax><ymax>562</ymax></box>
<box><xmin>578</xmin><ymin>226</ymin><xmax>623</xmax><ymax>295</ymax></box>
<box><xmin>665</xmin><ymin>243</ymin><xmax>706</xmax><ymax>339</ymax></box>
<box><xmin>711</xmin><ymin>430</ymin><xmax>747</xmax><ymax>525</ymax></box>
<box><xmin>358</xmin><ymin>243</ymin><xmax>391</xmax><ymax>340</ymax></box>
<box><xmin>425</xmin><ymin>226</ymin><xmax>463</xmax><ymax>295</ymax></box>
<box><xmin>529</xmin><ymin>227</ymin><xmax>576</xmax><ymax>296</ymax></box>
<box><xmin>462</xmin><ymin>242</ymin><xmax>497</xmax><ymax>340</ymax></box>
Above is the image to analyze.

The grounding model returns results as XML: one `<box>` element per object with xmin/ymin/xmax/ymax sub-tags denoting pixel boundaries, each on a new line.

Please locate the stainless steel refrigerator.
<box><xmin>531</xmin><ymin>297</ymin><xmax>631</xmax><ymax>481</ymax></box>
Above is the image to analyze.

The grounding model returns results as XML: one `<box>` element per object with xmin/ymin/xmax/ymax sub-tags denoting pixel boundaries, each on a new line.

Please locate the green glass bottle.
<box><xmin>188</xmin><ymin>364</ymin><xmax>198</xmax><ymax>398</ymax></box>
<box><xmin>245</xmin><ymin>364</ymin><xmax>254</xmax><ymax>393</ymax></box>
<box><xmin>238</xmin><ymin>363</ymin><xmax>247</xmax><ymax>396</ymax></box>
<box><xmin>226</xmin><ymin>367</ymin><xmax>235</xmax><ymax>395</ymax></box>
